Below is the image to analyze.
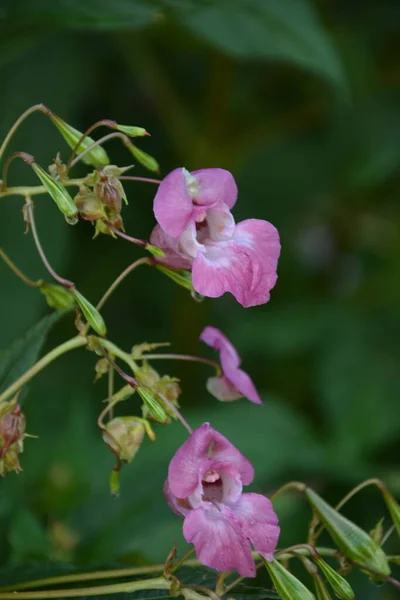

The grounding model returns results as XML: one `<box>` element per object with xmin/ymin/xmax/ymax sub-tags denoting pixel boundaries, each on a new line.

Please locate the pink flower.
<box><xmin>200</xmin><ymin>326</ymin><xmax>262</xmax><ymax>404</ymax></box>
<box><xmin>165</xmin><ymin>423</ymin><xmax>280</xmax><ymax>577</ymax></box>
<box><xmin>151</xmin><ymin>168</ymin><xmax>280</xmax><ymax>307</ymax></box>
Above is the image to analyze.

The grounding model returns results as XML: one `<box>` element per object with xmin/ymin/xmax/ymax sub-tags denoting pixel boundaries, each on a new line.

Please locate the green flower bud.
<box><xmin>305</xmin><ymin>488</ymin><xmax>390</xmax><ymax>576</ymax></box>
<box><xmin>113</xmin><ymin>124</ymin><xmax>149</xmax><ymax>137</ymax></box>
<box><xmin>30</xmin><ymin>162</ymin><xmax>78</xmax><ymax>218</ymax></box>
<box><xmin>0</xmin><ymin>399</ymin><xmax>26</xmax><ymax>477</ymax></box>
<box><xmin>156</xmin><ymin>265</ymin><xmax>194</xmax><ymax>292</ymax></box>
<box><xmin>70</xmin><ymin>289</ymin><xmax>107</xmax><ymax>336</ymax></box>
<box><xmin>263</xmin><ymin>559</ymin><xmax>316</xmax><ymax>600</ymax></box>
<box><xmin>49</xmin><ymin>113</ymin><xmax>110</xmax><ymax>168</ymax></box>
<box><xmin>128</xmin><ymin>143</ymin><xmax>159</xmax><ymax>173</ymax></box>
<box><xmin>137</xmin><ymin>386</ymin><xmax>167</xmax><ymax>423</ymax></box>
<box><xmin>95</xmin><ymin>171</ymin><xmax>127</xmax><ymax>211</ymax></box>
<box><xmin>102</xmin><ymin>417</ymin><xmax>145</xmax><ymax>463</ymax></box>
<box><xmin>137</xmin><ymin>364</ymin><xmax>181</xmax><ymax>424</ymax></box>
<box><xmin>315</xmin><ymin>558</ymin><xmax>355</xmax><ymax>600</ymax></box>
<box><xmin>382</xmin><ymin>490</ymin><xmax>400</xmax><ymax>539</ymax></box>
<box><xmin>145</xmin><ymin>243</ymin><xmax>165</xmax><ymax>258</ymax></box>
<box><xmin>40</xmin><ymin>282</ymin><xmax>75</xmax><ymax>310</ymax></box>
<box><xmin>314</xmin><ymin>576</ymin><xmax>333</xmax><ymax>600</ymax></box>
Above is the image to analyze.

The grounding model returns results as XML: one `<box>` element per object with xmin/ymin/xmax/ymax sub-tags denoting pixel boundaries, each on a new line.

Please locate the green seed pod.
<box><xmin>40</xmin><ymin>282</ymin><xmax>75</xmax><ymax>310</ymax></box>
<box><xmin>70</xmin><ymin>289</ymin><xmax>107</xmax><ymax>336</ymax></box>
<box><xmin>314</xmin><ymin>576</ymin><xmax>333</xmax><ymax>600</ymax></box>
<box><xmin>49</xmin><ymin>113</ymin><xmax>110</xmax><ymax>168</ymax></box>
<box><xmin>114</xmin><ymin>124</ymin><xmax>149</xmax><ymax>137</ymax></box>
<box><xmin>30</xmin><ymin>163</ymin><xmax>78</xmax><ymax>218</ymax></box>
<box><xmin>264</xmin><ymin>559</ymin><xmax>316</xmax><ymax>600</ymax></box>
<box><xmin>315</xmin><ymin>558</ymin><xmax>355</xmax><ymax>600</ymax></box>
<box><xmin>305</xmin><ymin>488</ymin><xmax>390</xmax><ymax>576</ymax></box>
<box><xmin>137</xmin><ymin>387</ymin><xmax>167</xmax><ymax>423</ymax></box>
<box><xmin>156</xmin><ymin>265</ymin><xmax>194</xmax><ymax>292</ymax></box>
<box><xmin>102</xmin><ymin>417</ymin><xmax>145</xmax><ymax>463</ymax></box>
<box><xmin>128</xmin><ymin>143</ymin><xmax>159</xmax><ymax>173</ymax></box>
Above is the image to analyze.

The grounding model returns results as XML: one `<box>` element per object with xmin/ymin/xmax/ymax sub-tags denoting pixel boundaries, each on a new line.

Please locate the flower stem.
<box><xmin>269</xmin><ymin>481</ymin><xmax>306</xmax><ymax>502</ymax></box>
<box><xmin>96</xmin><ymin>257</ymin><xmax>152</xmax><ymax>312</ymax></box>
<box><xmin>0</xmin><ymin>336</ymin><xmax>87</xmax><ymax>404</ymax></box>
<box><xmin>118</xmin><ymin>175</ymin><xmax>161</xmax><ymax>185</ymax></box>
<box><xmin>69</xmin><ymin>132</ymin><xmax>128</xmax><ymax>169</ymax></box>
<box><xmin>0</xmin><ymin>104</ymin><xmax>47</xmax><ymax>164</ymax></box>
<box><xmin>0</xmin><ymin>576</ymin><xmax>170</xmax><ymax>599</ymax></box>
<box><xmin>65</xmin><ymin>119</ymin><xmax>116</xmax><ymax>173</ymax></box>
<box><xmin>141</xmin><ymin>353</ymin><xmax>221</xmax><ymax>374</ymax></box>
<box><xmin>0</xmin><ymin>247</ymin><xmax>42</xmax><ymax>287</ymax></box>
<box><xmin>25</xmin><ymin>198</ymin><xmax>75</xmax><ymax>289</ymax></box>
<box><xmin>0</xmin><ymin>180</ymin><xmax>83</xmax><ymax>199</ymax></box>
<box><xmin>106</xmin><ymin>224</ymin><xmax>148</xmax><ymax>249</ymax></box>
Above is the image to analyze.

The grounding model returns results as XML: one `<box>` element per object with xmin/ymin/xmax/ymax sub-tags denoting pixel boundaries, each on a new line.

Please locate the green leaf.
<box><xmin>0</xmin><ymin>311</ymin><xmax>63</xmax><ymax>394</ymax></box>
<box><xmin>181</xmin><ymin>0</ymin><xmax>347</xmax><ymax>90</ymax></box>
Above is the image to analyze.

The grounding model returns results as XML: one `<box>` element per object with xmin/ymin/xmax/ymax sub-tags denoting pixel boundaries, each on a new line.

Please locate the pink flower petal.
<box><xmin>183</xmin><ymin>506</ymin><xmax>256</xmax><ymax>577</ymax></box>
<box><xmin>191</xmin><ymin>169</ymin><xmax>238</xmax><ymax>209</ymax></box>
<box><xmin>200</xmin><ymin>326</ymin><xmax>262</xmax><ymax>404</ymax></box>
<box><xmin>153</xmin><ymin>168</ymin><xmax>194</xmax><ymax>237</ymax></box>
<box><xmin>192</xmin><ymin>218</ymin><xmax>280</xmax><ymax>307</ymax></box>
<box><xmin>150</xmin><ymin>224</ymin><xmax>193</xmax><ymax>269</ymax></box>
<box><xmin>168</xmin><ymin>423</ymin><xmax>254</xmax><ymax>499</ymax></box>
<box><xmin>230</xmin><ymin>493</ymin><xmax>280</xmax><ymax>561</ymax></box>
<box><xmin>163</xmin><ymin>479</ymin><xmax>191</xmax><ymax>518</ymax></box>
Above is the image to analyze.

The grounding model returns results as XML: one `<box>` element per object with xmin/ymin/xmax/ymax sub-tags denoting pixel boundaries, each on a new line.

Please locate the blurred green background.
<box><xmin>0</xmin><ymin>0</ymin><xmax>399</xmax><ymax>597</ymax></box>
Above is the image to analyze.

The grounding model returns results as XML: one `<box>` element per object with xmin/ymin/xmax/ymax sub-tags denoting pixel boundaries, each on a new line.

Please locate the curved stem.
<box><xmin>69</xmin><ymin>132</ymin><xmax>128</xmax><ymax>169</ymax></box>
<box><xmin>348</xmin><ymin>559</ymin><xmax>400</xmax><ymax>590</ymax></box>
<box><xmin>118</xmin><ymin>175</ymin><xmax>161</xmax><ymax>185</ymax></box>
<box><xmin>141</xmin><ymin>353</ymin><xmax>221</xmax><ymax>374</ymax></box>
<box><xmin>0</xmin><ymin>576</ymin><xmax>170</xmax><ymax>599</ymax></box>
<box><xmin>270</xmin><ymin>481</ymin><xmax>306</xmax><ymax>502</ymax></box>
<box><xmin>0</xmin><ymin>247</ymin><xmax>42</xmax><ymax>287</ymax></box>
<box><xmin>25</xmin><ymin>199</ymin><xmax>75</xmax><ymax>289</ymax></box>
<box><xmin>65</xmin><ymin>119</ymin><xmax>116</xmax><ymax>173</ymax></box>
<box><xmin>96</xmin><ymin>257</ymin><xmax>151</xmax><ymax>312</ymax></box>
<box><xmin>0</xmin><ymin>104</ymin><xmax>48</xmax><ymax>164</ymax></box>
<box><xmin>0</xmin><ymin>336</ymin><xmax>87</xmax><ymax>404</ymax></box>
<box><xmin>0</xmin><ymin>180</ymin><xmax>83</xmax><ymax>199</ymax></box>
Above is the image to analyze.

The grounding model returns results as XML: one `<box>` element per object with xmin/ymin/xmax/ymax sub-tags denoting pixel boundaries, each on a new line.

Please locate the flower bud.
<box><xmin>305</xmin><ymin>488</ymin><xmax>390</xmax><ymax>576</ymax></box>
<box><xmin>29</xmin><ymin>160</ymin><xmax>78</xmax><ymax>218</ymax></box>
<box><xmin>70</xmin><ymin>289</ymin><xmax>107</xmax><ymax>336</ymax></box>
<box><xmin>263</xmin><ymin>559</ymin><xmax>316</xmax><ymax>600</ymax></box>
<box><xmin>156</xmin><ymin>265</ymin><xmax>194</xmax><ymax>292</ymax></box>
<box><xmin>40</xmin><ymin>282</ymin><xmax>75</xmax><ymax>310</ymax></box>
<box><xmin>102</xmin><ymin>417</ymin><xmax>145</xmax><ymax>463</ymax></box>
<box><xmin>137</xmin><ymin>386</ymin><xmax>167</xmax><ymax>423</ymax></box>
<box><xmin>0</xmin><ymin>400</ymin><xmax>26</xmax><ymax>477</ymax></box>
<box><xmin>315</xmin><ymin>558</ymin><xmax>355</xmax><ymax>600</ymax></box>
<box><xmin>74</xmin><ymin>187</ymin><xmax>107</xmax><ymax>221</ymax></box>
<box><xmin>95</xmin><ymin>170</ymin><xmax>127</xmax><ymax>212</ymax></box>
<box><xmin>127</xmin><ymin>143</ymin><xmax>159</xmax><ymax>173</ymax></box>
<box><xmin>48</xmin><ymin>113</ymin><xmax>110</xmax><ymax>168</ymax></box>
<box><xmin>112</xmin><ymin>124</ymin><xmax>149</xmax><ymax>137</ymax></box>
<box><xmin>137</xmin><ymin>364</ymin><xmax>181</xmax><ymax>423</ymax></box>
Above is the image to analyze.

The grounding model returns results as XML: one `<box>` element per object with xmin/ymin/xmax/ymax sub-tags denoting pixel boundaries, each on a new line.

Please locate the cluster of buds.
<box><xmin>74</xmin><ymin>165</ymin><xmax>130</xmax><ymax>235</ymax></box>
<box><xmin>0</xmin><ymin>398</ymin><xmax>26</xmax><ymax>477</ymax></box>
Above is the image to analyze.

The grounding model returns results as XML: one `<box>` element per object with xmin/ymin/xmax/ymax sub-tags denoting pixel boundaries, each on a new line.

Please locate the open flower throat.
<box><xmin>165</xmin><ymin>423</ymin><xmax>280</xmax><ymax>577</ymax></box>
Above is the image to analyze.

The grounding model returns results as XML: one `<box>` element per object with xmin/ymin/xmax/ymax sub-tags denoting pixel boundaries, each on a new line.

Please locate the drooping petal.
<box><xmin>200</xmin><ymin>326</ymin><xmax>240</xmax><ymax>368</ymax></box>
<box><xmin>206</xmin><ymin>376</ymin><xmax>243</xmax><ymax>402</ymax></box>
<box><xmin>150</xmin><ymin>225</ymin><xmax>192</xmax><ymax>269</ymax></box>
<box><xmin>192</xmin><ymin>218</ymin><xmax>280</xmax><ymax>308</ymax></box>
<box><xmin>168</xmin><ymin>423</ymin><xmax>254</xmax><ymax>498</ymax></box>
<box><xmin>153</xmin><ymin>168</ymin><xmax>194</xmax><ymax>237</ymax></box>
<box><xmin>183</xmin><ymin>506</ymin><xmax>256</xmax><ymax>577</ymax></box>
<box><xmin>230</xmin><ymin>493</ymin><xmax>280</xmax><ymax>561</ymax></box>
<box><xmin>191</xmin><ymin>169</ymin><xmax>238</xmax><ymax>209</ymax></box>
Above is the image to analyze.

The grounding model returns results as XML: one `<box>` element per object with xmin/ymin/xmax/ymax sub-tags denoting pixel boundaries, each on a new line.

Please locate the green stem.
<box><xmin>0</xmin><ymin>247</ymin><xmax>42</xmax><ymax>287</ymax></box>
<box><xmin>0</xmin><ymin>104</ymin><xmax>47</xmax><ymax>164</ymax></box>
<box><xmin>96</xmin><ymin>257</ymin><xmax>151</xmax><ymax>312</ymax></box>
<box><xmin>0</xmin><ymin>576</ymin><xmax>170</xmax><ymax>599</ymax></box>
<box><xmin>269</xmin><ymin>481</ymin><xmax>306</xmax><ymax>502</ymax></box>
<box><xmin>65</xmin><ymin>119</ymin><xmax>115</xmax><ymax>173</ymax></box>
<box><xmin>0</xmin><ymin>180</ymin><xmax>83</xmax><ymax>199</ymax></box>
<box><xmin>69</xmin><ymin>132</ymin><xmax>129</xmax><ymax>169</ymax></box>
<box><xmin>141</xmin><ymin>353</ymin><xmax>220</xmax><ymax>374</ymax></box>
<box><xmin>0</xmin><ymin>336</ymin><xmax>87</xmax><ymax>404</ymax></box>
<box><xmin>98</xmin><ymin>338</ymin><xmax>138</xmax><ymax>372</ymax></box>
